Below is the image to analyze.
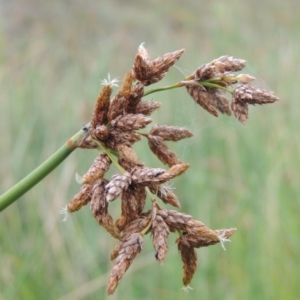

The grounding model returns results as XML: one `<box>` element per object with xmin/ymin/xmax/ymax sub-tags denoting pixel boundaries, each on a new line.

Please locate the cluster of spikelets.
<box><xmin>60</xmin><ymin>44</ymin><xmax>278</xmax><ymax>295</ymax></box>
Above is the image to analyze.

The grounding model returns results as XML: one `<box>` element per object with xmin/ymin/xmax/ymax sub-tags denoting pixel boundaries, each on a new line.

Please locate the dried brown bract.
<box><xmin>106</xmin><ymin>172</ymin><xmax>132</xmax><ymax>202</ymax></box>
<box><xmin>232</xmin><ymin>84</ymin><xmax>279</xmax><ymax>124</ymax></box>
<box><xmin>149</xmin><ymin>125</ymin><xmax>193</xmax><ymax>141</ymax></box>
<box><xmin>81</xmin><ymin>153</ymin><xmax>111</xmax><ymax>184</ymax></box>
<box><xmin>186</xmin><ymin>86</ymin><xmax>219</xmax><ymax>117</ymax></box>
<box><xmin>67</xmin><ymin>184</ymin><xmax>93</xmax><ymax>213</ymax></box>
<box><xmin>133</xmin><ymin>100</ymin><xmax>161</xmax><ymax>115</ymax></box>
<box><xmin>152</xmin><ymin>215</ymin><xmax>170</xmax><ymax>264</ymax></box>
<box><xmin>133</xmin><ymin>44</ymin><xmax>184</xmax><ymax>86</ymax></box>
<box><xmin>61</xmin><ymin>45</ymin><xmax>278</xmax><ymax>294</ymax></box>
<box><xmin>177</xmin><ymin>238</ymin><xmax>198</xmax><ymax>287</ymax></box>
<box><xmin>148</xmin><ymin>134</ymin><xmax>182</xmax><ymax>167</ymax></box>
<box><xmin>111</xmin><ymin>113</ymin><xmax>152</xmax><ymax>131</ymax></box>
<box><xmin>91</xmin><ymin>84</ymin><xmax>112</xmax><ymax>128</ymax></box>
<box><xmin>107</xmin><ymin>233</ymin><xmax>144</xmax><ymax>295</ymax></box>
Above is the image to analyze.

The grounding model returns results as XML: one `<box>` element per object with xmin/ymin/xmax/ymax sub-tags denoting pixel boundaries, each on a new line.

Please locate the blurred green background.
<box><xmin>1</xmin><ymin>0</ymin><xmax>300</xmax><ymax>299</ymax></box>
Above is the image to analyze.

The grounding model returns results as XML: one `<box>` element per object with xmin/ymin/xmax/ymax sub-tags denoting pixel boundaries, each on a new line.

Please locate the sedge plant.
<box><xmin>0</xmin><ymin>44</ymin><xmax>279</xmax><ymax>294</ymax></box>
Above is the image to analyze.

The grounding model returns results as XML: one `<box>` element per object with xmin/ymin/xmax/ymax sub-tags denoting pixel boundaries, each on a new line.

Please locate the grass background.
<box><xmin>1</xmin><ymin>0</ymin><xmax>300</xmax><ymax>299</ymax></box>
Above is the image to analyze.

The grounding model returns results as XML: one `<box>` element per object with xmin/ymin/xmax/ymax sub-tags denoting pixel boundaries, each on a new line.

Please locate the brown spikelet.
<box><xmin>67</xmin><ymin>184</ymin><xmax>93</xmax><ymax>213</ymax></box>
<box><xmin>179</xmin><ymin>226</ymin><xmax>220</xmax><ymax>248</ymax></box>
<box><xmin>133</xmin><ymin>44</ymin><xmax>185</xmax><ymax>86</ymax></box>
<box><xmin>131</xmin><ymin>163</ymin><xmax>189</xmax><ymax>186</ymax></box>
<box><xmin>120</xmin><ymin>70</ymin><xmax>134</xmax><ymax>98</ymax></box>
<box><xmin>158</xmin><ymin>209</ymin><xmax>205</xmax><ymax>234</ymax></box>
<box><xmin>176</xmin><ymin>238</ymin><xmax>197</xmax><ymax>287</ymax></box>
<box><xmin>127</xmin><ymin>84</ymin><xmax>144</xmax><ymax>113</ymax></box>
<box><xmin>231</xmin><ymin>98</ymin><xmax>248</xmax><ymax>124</ymax></box>
<box><xmin>149</xmin><ymin>185</ymin><xmax>181</xmax><ymax>208</ymax></box>
<box><xmin>186</xmin><ymin>85</ymin><xmax>219</xmax><ymax>117</ymax></box>
<box><xmin>105</xmin><ymin>128</ymin><xmax>141</xmax><ymax>149</ymax></box>
<box><xmin>105</xmin><ymin>173</ymin><xmax>132</xmax><ymax>202</ymax></box>
<box><xmin>152</xmin><ymin>215</ymin><xmax>170</xmax><ymax>264</ymax></box>
<box><xmin>181</xmin><ymin>227</ymin><xmax>237</xmax><ymax>248</ymax></box>
<box><xmin>232</xmin><ymin>84</ymin><xmax>278</xmax><ymax>124</ymax></box>
<box><xmin>81</xmin><ymin>153</ymin><xmax>111</xmax><ymax>184</ymax></box>
<box><xmin>90</xmin><ymin>179</ymin><xmax>120</xmax><ymax>239</ymax></box>
<box><xmin>120</xmin><ymin>216</ymin><xmax>150</xmax><ymax>241</ymax></box>
<box><xmin>209</xmin><ymin>89</ymin><xmax>232</xmax><ymax>115</ymax></box>
<box><xmin>132</xmin><ymin>44</ymin><xmax>151</xmax><ymax>84</ymax></box>
<box><xmin>107</xmin><ymin>92</ymin><xmax>128</xmax><ymax>122</ymax></box>
<box><xmin>144</xmin><ymin>49</ymin><xmax>184</xmax><ymax>86</ymax></box>
<box><xmin>133</xmin><ymin>101</ymin><xmax>161</xmax><ymax>116</ymax></box>
<box><xmin>234</xmin><ymin>84</ymin><xmax>279</xmax><ymax>105</ymax></box>
<box><xmin>92</xmin><ymin>125</ymin><xmax>109</xmax><ymax>141</ymax></box>
<box><xmin>190</xmin><ymin>63</ymin><xmax>218</xmax><ymax>81</ymax></box>
<box><xmin>149</xmin><ymin>125</ymin><xmax>193</xmax><ymax>141</ymax></box>
<box><xmin>148</xmin><ymin>134</ymin><xmax>182</xmax><ymax>167</ymax></box>
<box><xmin>115</xmin><ymin>185</ymin><xmax>147</xmax><ymax>231</ymax></box>
<box><xmin>91</xmin><ymin>84</ymin><xmax>112</xmax><ymax>128</ymax></box>
<box><xmin>214</xmin><ymin>55</ymin><xmax>246</xmax><ymax>72</ymax></box>
<box><xmin>107</xmin><ymin>233</ymin><xmax>144</xmax><ymax>295</ymax></box>
<box><xmin>117</xmin><ymin>144</ymin><xmax>141</xmax><ymax>171</ymax></box>
<box><xmin>111</xmin><ymin>114</ymin><xmax>152</xmax><ymax>131</ymax></box>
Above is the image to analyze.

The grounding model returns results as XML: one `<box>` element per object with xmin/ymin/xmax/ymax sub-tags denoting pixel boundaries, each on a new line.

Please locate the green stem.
<box><xmin>199</xmin><ymin>81</ymin><xmax>233</xmax><ymax>93</ymax></box>
<box><xmin>0</xmin><ymin>128</ymin><xmax>87</xmax><ymax>212</ymax></box>
<box><xmin>144</xmin><ymin>82</ymin><xmax>182</xmax><ymax>96</ymax></box>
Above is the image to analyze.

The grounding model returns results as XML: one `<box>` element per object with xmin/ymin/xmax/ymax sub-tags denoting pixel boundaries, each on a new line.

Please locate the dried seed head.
<box><xmin>105</xmin><ymin>128</ymin><xmax>141</xmax><ymax>150</ymax></box>
<box><xmin>177</xmin><ymin>239</ymin><xmax>197</xmax><ymax>287</ymax></box>
<box><xmin>133</xmin><ymin>45</ymin><xmax>184</xmax><ymax>86</ymax></box>
<box><xmin>120</xmin><ymin>70</ymin><xmax>134</xmax><ymax>98</ymax></box>
<box><xmin>67</xmin><ymin>184</ymin><xmax>93</xmax><ymax>213</ymax></box>
<box><xmin>231</xmin><ymin>97</ymin><xmax>248</xmax><ymax>124</ymax></box>
<box><xmin>191</xmin><ymin>63</ymin><xmax>218</xmax><ymax>81</ymax></box>
<box><xmin>131</xmin><ymin>166</ymin><xmax>165</xmax><ymax>185</ymax></box>
<box><xmin>214</xmin><ymin>55</ymin><xmax>246</xmax><ymax>72</ymax></box>
<box><xmin>186</xmin><ymin>85</ymin><xmax>219</xmax><ymax>117</ymax></box>
<box><xmin>111</xmin><ymin>113</ymin><xmax>152</xmax><ymax>131</ymax></box>
<box><xmin>152</xmin><ymin>215</ymin><xmax>170</xmax><ymax>264</ymax></box>
<box><xmin>209</xmin><ymin>89</ymin><xmax>232</xmax><ymax>115</ymax></box>
<box><xmin>149</xmin><ymin>125</ymin><xmax>193</xmax><ymax>141</ymax></box>
<box><xmin>81</xmin><ymin>153</ymin><xmax>111</xmax><ymax>184</ymax></box>
<box><xmin>92</xmin><ymin>125</ymin><xmax>109</xmax><ymax>141</ymax></box>
<box><xmin>115</xmin><ymin>185</ymin><xmax>147</xmax><ymax>232</ymax></box>
<box><xmin>150</xmin><ymin>184</ymin><xmax>181</xmax><ymax>208</ymax></box>
<box><xmin>148</xmin><ymin>134</ymin><xmax>182</xmax><ymax>167</ymax></box>
<box><xmin>91</xmin><ymin>179</ymin><xmax>120</xmax><ymax>238</ymax></box>
<box><xmin>179</xmin><ymin>226</ymin><xmax>221</xmax><ymax>248</ymax></box>
<box><xmin>133</xmin><ymin>101</ymin><xmax>161</xmax><ymax>116</ymax></box>
<box><xmin>107</xmin><ymin>91</ymin><xmax>129</xmax><ymax>122</ymax></box>
<box><xmin>131</xmin><ymin>163</ymin><xmax>189</xmax><ymax>186</ymax></box>
<box><xmin>127</xmin><ymin>84</ymin><xmax>144</xmax><ymax>113</ymax></box>
<box><xmin>117</xmin><ymin>144</ymin><xmax>140</xmax><ymax>172</ymax></box>
<box><xmin>91</xmin><ymin>84</ymin><xmax>112</xmax><ymax>128</ymax></box>
<box><xmin>144</xmin><ymin>49</ymin><xmax>184</xmax><ymax>85</ymax></box>
<box><xmin>158</xmin><ymin>209</ymin><xmax>205</xmax><ymax>234</ymax></box>
<box><xmin>232</xmin><ymin>84</ymin><xmax>278</xmax><ymax>124</ymax></box>
<box><xmin>106</xmin><ymin>173</ymin><xmax>132</xmax><ymax>202</ymax></box>
<box><xmin>107</xmin><ymin>233</ymin><xmax>144</xmax><ymax>295</ymax></box>
<box><xmin>120</xmin><ymin>216</ymin><xmax>150</xmax><ymax>241</ymax></box>
<box><xmin>234</xmin><ymin>84</ymin><xmax>279</xmax><ymax>105</ymax></box>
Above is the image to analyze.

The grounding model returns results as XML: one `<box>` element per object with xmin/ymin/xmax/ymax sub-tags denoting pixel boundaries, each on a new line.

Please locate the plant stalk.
<box><xmin>0</xmin><ymin>128</ymin><xmax>87</xmax><ymax>212</ymax></box>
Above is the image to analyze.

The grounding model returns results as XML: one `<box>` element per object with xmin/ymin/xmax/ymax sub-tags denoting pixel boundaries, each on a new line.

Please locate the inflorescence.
<box><xmin>60</xmin><ymin>44</ymin><xmax>278</xmax><ymax>295</ymax></box>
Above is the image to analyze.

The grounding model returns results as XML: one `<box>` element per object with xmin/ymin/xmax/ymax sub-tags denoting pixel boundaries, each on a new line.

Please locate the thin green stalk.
<box><xmin>144</xmin><ymin>82</ymin><xmax>182</xmax><ymax>96</ymax></box>
<box><xmin>0</xmin><ymin>127</ymin><xmax>87</xmax><ymax>212</ymax></box>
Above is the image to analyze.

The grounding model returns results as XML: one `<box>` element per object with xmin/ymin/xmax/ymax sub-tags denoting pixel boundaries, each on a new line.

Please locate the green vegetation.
<box><xmin>1</xmin><ymin>0</ymin><xmax>300</xmax><ymax>299</ymax></box>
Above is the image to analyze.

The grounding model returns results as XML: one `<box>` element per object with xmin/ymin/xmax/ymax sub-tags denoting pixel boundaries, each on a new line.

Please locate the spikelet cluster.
<box><xmin>62</xmin><ymin>44</ymin><xmax>279</xmax><ymax>294</ymax></box>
